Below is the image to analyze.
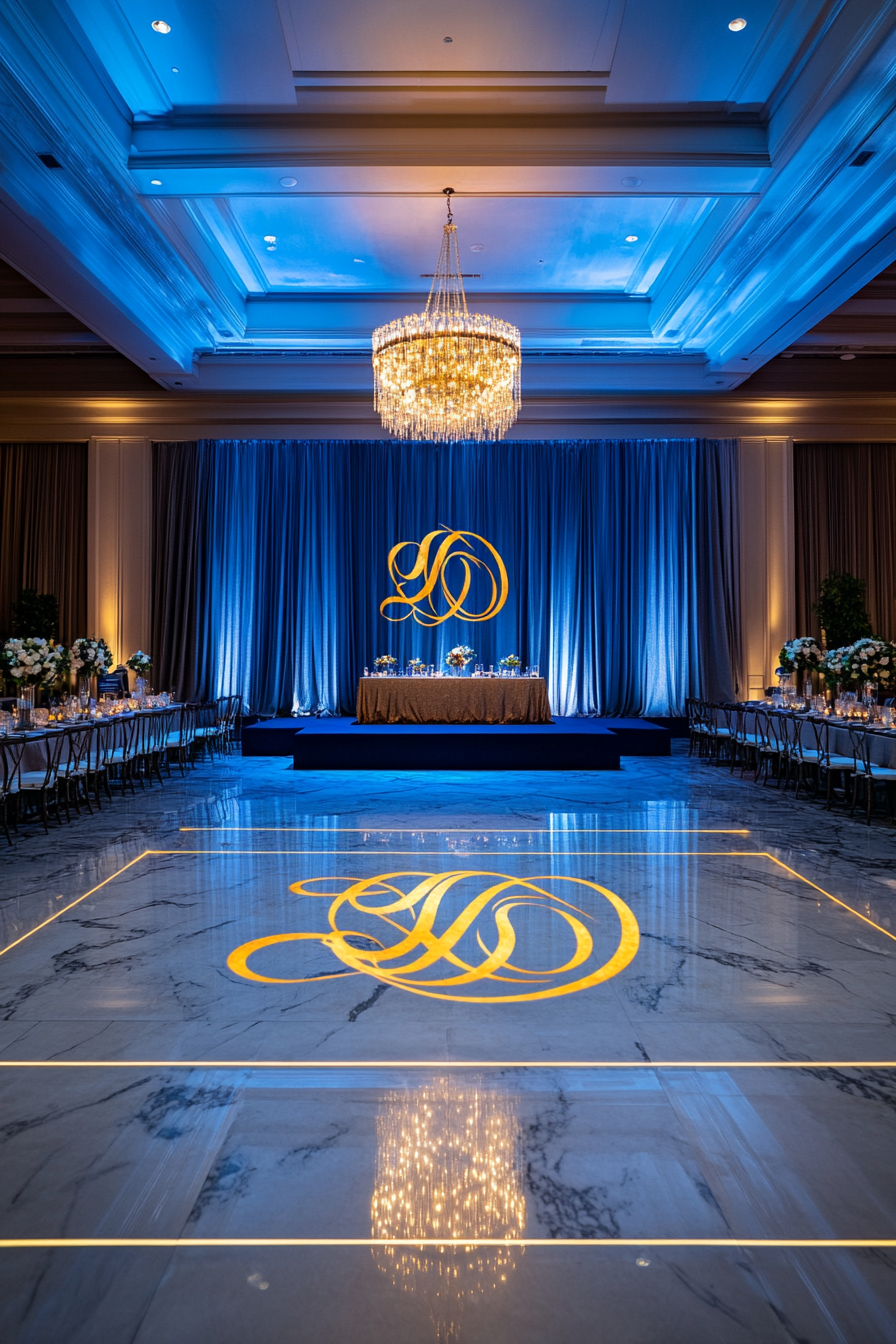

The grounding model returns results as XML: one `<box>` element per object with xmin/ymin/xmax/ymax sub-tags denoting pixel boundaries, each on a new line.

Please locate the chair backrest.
<box><xmin>57</xmin><ymin>724</ymin><xmax>94</xmax><ymax>779</ymax></box>
<box><xmin>0</xmin><ymin>737</ymin><xmax>26</xmax><ymax>794</ymax></box>
<box><xmin>22</xmin><ymin>730</ymin><xmax>66</xmax><ymax>785</ymax></box>
<box><xmin>849</xmin><ymin>724</ymin><xmax>872</xmax><ymax>775</ymax></box>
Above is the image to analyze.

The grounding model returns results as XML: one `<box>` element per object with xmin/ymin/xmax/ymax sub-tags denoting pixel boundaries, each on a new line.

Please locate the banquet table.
<box><xmin>716</xmin><ymin>706</ymin><xmax>896</xmax><ymax>769</ymax></box>
<box><xmin>11</xmin><ymin>707</ymin><xmax>182</xmax><ymax>773</ymax></box>
<box><xmin>356</xmin><ymin>676</ymin><xmax>552</xmax><ymax>725</ymax></box>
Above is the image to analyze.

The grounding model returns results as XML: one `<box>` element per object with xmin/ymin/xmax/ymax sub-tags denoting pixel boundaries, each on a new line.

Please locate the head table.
<box><xmin>356</xmin><ymin>675</ymin><xmax>552</xmax><ymax>725</ymax></box>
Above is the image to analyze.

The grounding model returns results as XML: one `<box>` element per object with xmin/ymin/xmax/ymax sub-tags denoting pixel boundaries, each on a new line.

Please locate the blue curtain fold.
<box><xmin>152</xmin><ymin>438</ymin><xmax>741</xmax><ymax>717</ymax></box>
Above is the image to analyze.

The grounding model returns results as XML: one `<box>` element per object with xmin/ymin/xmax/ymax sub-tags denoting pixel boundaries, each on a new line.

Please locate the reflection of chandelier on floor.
<box><xmin>372</xmin><ymin>189</ymin><xmax>522</xmax><ymax>443</ymax></box>
<box><xmin>371</xmin><ymin>1079</ymin><xmax>525</xmax><ymax>1340</ymax></box>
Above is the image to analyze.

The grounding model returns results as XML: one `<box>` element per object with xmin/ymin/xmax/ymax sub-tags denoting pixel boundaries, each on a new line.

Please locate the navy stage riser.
<box><xmin>293</xmin><ymin>734</ymin><xmax>620</xmax><ymax>771</ymax></box>
<box><xmin>241</xmin><ymin>716</ymin><xmax>670</xmax><ymax>770</ymax></box>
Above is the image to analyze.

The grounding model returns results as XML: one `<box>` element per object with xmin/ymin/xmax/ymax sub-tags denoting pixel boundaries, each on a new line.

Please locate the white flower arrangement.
<box><xmin>777</xmin><ymin>637</ymin><xmax>824</xmax><ymax>674</ymax></box>
<box><xmin>499</xmin><ymin>653</ymin><xmax>521</xmax><ymax>669</ymax></box>
<box><xmin>821</xmin><ymin>645</ymin><xmax>852</xmax><ymax>682</ymax></box>
<box><xmin>71</xmin><ymin>636</ymin><xmax>113</xmax><ymax>676</ymax></box>
<box><xmin>126</xmin><ymin>650</ymin><xmax>152</xmax><ymax>676</ymax></box>
<box><xmin>843</xmin><ymin>637</ymin><xmax>896</xmax><ymax>688</ymax></box>
<box><xmin>445</xmin><ymin>645</ymin><xmax>475</xmax><ymax>669</ymax></box>
<box><xmin>1</xmin><ymin>637</ymin><xmax>69</xmax><ymax>687</ymax></box>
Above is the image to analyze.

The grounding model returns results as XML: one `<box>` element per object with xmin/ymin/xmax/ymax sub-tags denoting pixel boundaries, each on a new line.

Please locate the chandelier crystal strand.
<box><xmin>372</xmin><ymin>194</ymin><xmax>521</xmax><ymax>442</ymax></box>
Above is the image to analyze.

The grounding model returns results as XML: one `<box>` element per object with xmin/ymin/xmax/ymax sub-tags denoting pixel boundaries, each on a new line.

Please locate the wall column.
<box><xmin>87</xmin><ymin>437</ymin><xmax>152</xmax><ymax>665</ymax></box>
<box><xmin>738</xmin><ymin>437</ymin><xmax>795</xmax><ymax>696</ymax></box>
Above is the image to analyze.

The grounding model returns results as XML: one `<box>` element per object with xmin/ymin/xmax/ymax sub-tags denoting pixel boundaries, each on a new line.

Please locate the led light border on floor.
<box><xmin>182</xmin><ymin>827</ymin><xmax>752</xmax><ymax>834</ymax></box>
<box><xmin>2</xmin><ymin>848</ymin><xmax>894</xmax><ymax>963</ymax></box>
<box><xmin>1</xmin><ymin>1060</ymin><xmax>895</xmax><ymax>1069</ymax></box>
<box><xmin>1</xmin><ymin>1237</ymin><xmax>894</xmax><ymax>1249</ymax></box>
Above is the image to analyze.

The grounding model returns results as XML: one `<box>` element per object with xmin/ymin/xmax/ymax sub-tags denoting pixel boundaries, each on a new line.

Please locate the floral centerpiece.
<box><xmin>71</xmin><ymin>637</ymin><xmax>113</xmax><ymax>679</ymax></box>
<box><xmin>1</xmin><ymin>637</ymin><xmax>69</xmax><ymax>687</ymax></box>
<box><xmin>499</xmin><ymin>654</ymin><xmax>521</xmax><ymax>671</ymax></box>
<box><xmin>820</xmin><ymin>645</ymin><xmax>852</xmax><ymax>685</ymax></box>
<box><xmin>445</xmin><ymin>645</ymin><xmax>475</xmax><ymax>672</ymax></box>
<box><xmin>374</xmin><ymin>654</ymin><xmax>397</xmax><ymax>673</ymax></box>
<box><xmin>843</xmin><ymin>637</ymin><xmax>896</xmax><ymax>690</ymax></box>
<box><xmin>127</xmin><ymin>650</ymin><xmax>152</xmax><ymax>677</ymax></box>
<box><xmin>407</xmin><ymin>657</ymin><xmax>425</xmax><ymax>674</ymax></box>
<box><xmin>777</xmin><ymin>637</ymin><xmax>824</xmax><ymax>675</ymax></box>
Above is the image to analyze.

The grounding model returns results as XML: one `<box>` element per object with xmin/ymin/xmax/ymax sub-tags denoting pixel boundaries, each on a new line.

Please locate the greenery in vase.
<box><xmin>9</xmin><ymin>589</ymin><xmax>59</xmax><ymax>642</ymax></box>
<box><xmin>126</xmin><ymin>649</ymin><xmax>152</xmax><ymax>676</ymax></box>
<box><xmin>499</xmin><ymin>654</ymin><xmax>521</xmax><ymax>669</ymax></box>
<box><xmin>812</xmin><ymin>571</ymin><xmax>873</xmax><ymax>649</ymax></box>
<box><xmin>374</xmin><ymin>654</ymin><xmax>397</xmax><ymax>670</ymax></box>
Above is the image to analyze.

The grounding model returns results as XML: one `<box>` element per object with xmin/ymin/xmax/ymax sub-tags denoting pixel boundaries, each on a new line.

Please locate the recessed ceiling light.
<box><xmin>353</xmin><ymin>258</ymin><xmax>365</xmax><ymax>263</ymax></box>
<box><xmin>840</xmin><ymin>352</ymin><xmax>856</xmax><ymax>360</ymax></box>
<box><xmin>279</xmin><ymin>176</ymin><xmax>297</xmax><ymax>187</ymax></box>
<box><xmin>150</xmin><ymin>178</ymin><xmax>162</xmax><ymax>185</ymax></box>
<box><xmin>171</xmin><ymin>66</ymin><xmax>179</xmax><ymax>73</ymax></box>
<box><xmin>728</xmin><ymin>17</ymin><xmax>747</xmax><ymax>31</ymax></box>
<box><xmin>621</xmin><ymin>176</ymin><xmax>641</xmax><ymax>187</ymax></box>
<box><xmin>470</xmin><ymin>244</ymin><xmax>484</xmax><ymax>252</ymax></box>
<box><xmin>151</xmin><ymin>19</ymin><xmax>171</xmax><ymax>33</ymax></box>
<box><xmin>266</xmin><ymin>245</ymin><xmax>276</xmax><ymax>252</ymax></box>
<box><xmin>625</xmin><ymin>235</ymin><xmax>639</xmax><ymax>242</ymax></box>
<box><xmin>263</xmin><ymin>235</ymin><xmax>276</xmax><ymax>243</ymax></box>
<box><xmin>443</xmin><ymin>35</ymin><xmax>453</xmax><ymax>42</ymax></box>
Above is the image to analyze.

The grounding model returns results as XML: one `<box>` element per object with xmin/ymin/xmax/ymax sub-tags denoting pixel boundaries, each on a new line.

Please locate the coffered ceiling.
<box><xmin>0</xmin><ymin>0</ymin><xmax>894</xmax><ymax>398</ymax></box>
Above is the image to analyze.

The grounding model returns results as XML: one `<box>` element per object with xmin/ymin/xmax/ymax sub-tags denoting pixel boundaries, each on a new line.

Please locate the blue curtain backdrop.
<box><xmin>151</xmin><ymin>438</ymin><xmax>741</xmax><ymax>717</ymax></box>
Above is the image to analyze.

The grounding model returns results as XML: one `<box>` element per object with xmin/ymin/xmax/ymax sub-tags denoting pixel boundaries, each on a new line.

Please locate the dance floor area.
<box><xmin>1</xmin><ymin>748</ymin><xmax>895</xmax><ymax>1342</ymax></box>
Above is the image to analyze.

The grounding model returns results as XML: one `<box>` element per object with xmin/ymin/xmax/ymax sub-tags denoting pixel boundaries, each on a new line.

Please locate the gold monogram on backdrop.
<box><xmin>227</xmin><ymin>871</ymin><xmax>640</xmax><ymax>1003</ymax></box>
<box><xmin>379</xmin><ymin>528</ymin><xmax>508</xmax><ymax>626</ymax></box>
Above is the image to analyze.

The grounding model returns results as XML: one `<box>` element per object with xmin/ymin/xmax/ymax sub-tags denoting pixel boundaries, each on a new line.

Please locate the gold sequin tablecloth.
<box><xmin>356</xmin><ymin>677</ymin><xmax>552</xmax><ymax>724</ymax></box>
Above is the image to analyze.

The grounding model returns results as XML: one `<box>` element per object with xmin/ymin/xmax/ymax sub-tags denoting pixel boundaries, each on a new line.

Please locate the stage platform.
<box><xmin>241</xmin><ymin>716</ymin><xmax>670</xmax><ymax>770</ymax></box>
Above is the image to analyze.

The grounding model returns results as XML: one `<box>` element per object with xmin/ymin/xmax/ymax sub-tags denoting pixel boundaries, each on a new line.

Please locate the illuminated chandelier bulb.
<box><xmin>372</xmin><ymin>190</ymin><xmax>521</xmax><ymax>443</ymax></box>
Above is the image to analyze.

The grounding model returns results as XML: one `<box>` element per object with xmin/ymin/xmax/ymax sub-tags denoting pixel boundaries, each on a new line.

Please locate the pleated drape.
<box><xmin>151</xmin><ymin>438</ymin><xmax>741</xmax><ymax>716</ymax></box>
<box><xmin>795</xmin><ymin>443</ymin><xmax>896</xmax><ymax>643</ymax></box>
<box><xmin>0</xmin><ymin>442</ymin><xmax>88</xmax><ymax>645</ymax></box>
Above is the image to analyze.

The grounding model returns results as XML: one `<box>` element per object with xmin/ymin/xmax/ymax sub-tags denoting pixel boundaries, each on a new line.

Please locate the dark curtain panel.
<box><xmin>0</xmin><ymin>442</ymin><xmax>87</xmax><ymax>645</ymax></box>
<box><xmin>152</xmin><ymin>438</ymin><xmax>741</xmax><ymax>716</ymax></box>
<box><xmin>795</xmin><ymin>442</ymin><xmax>896</xmax><ymax>641</ymax></box>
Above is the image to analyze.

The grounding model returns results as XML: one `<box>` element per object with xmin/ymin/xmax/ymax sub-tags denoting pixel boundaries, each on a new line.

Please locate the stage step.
<box><xmin>241</xmin><ymin>715</ymin><xmax>670</xmax><ymax>770</ymax></box>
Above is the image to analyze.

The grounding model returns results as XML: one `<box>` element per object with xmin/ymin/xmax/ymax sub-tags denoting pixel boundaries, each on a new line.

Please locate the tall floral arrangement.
<box><xmin>777</xmin><ymin>637</ymin><xmax>823</xmax><ymax>674</ymax></box>
<box><xmin>126</xmin><ymin>650</ymin><xmax>152</xmax><ymax>676</ymax></box>
<box><xmin>820</xmin><ymin>646</ymin><xmax>852</xmax><ymax>684</ymax></box>
<box><xmin>843</xmin><ymin>637</ymin><xmax>896</xmax><ymax>689</ymax></box>
<box><xmin>71</xmin><ymin>637</ymin><xmax>113</xmax><ymax>678</ymax></box>
<box><xmin>1</xmin><ymin>637</ymin><xmax>69</xmax><ymax>687</ymax></box>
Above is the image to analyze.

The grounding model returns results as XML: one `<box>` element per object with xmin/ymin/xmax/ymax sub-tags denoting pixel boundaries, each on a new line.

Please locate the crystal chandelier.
<box><xmin>372</xmin><ymin>190</ymin><xmax>521</xmax><ymax>442</ymax></box>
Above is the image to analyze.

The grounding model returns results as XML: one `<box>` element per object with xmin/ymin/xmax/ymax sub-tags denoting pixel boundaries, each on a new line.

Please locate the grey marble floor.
<box><xmin>1</xmin><ymin>746</ymin><xmax>895</xmax><ymax>1342</ymax></box>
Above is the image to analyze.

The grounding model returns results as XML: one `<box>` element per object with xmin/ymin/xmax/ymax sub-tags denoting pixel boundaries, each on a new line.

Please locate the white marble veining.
<box><xmin>1</xmin><ymin>745</ymin><xmax>895</xmax><ymax>1341</ymax></box>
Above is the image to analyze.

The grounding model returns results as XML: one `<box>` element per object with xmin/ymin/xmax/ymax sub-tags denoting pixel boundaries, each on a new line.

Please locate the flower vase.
<box><xmin>16</xmin><ymin>685</ymin><xmax>35</xmax><ymax>730</ymax></box>
<box><xmin>135</xmin><ymin>676</ymin><xmax>146</xmax><ymax>704</ymax></box>
<box><xmin>78</xmin><ymin>675</ymin><xmax>90</xmax><ymax>711</ymax></box>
